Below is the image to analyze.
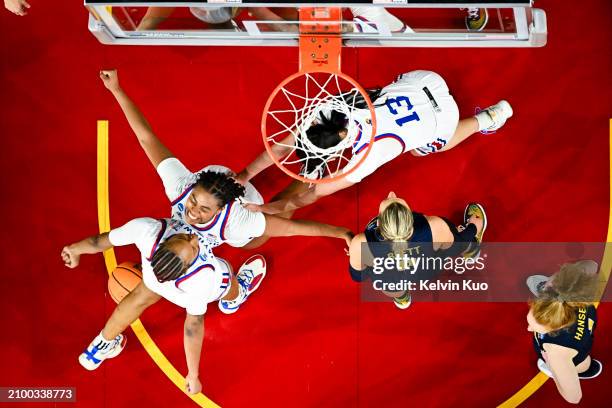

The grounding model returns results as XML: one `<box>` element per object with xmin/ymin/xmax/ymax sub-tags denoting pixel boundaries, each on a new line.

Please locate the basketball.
<box><xmin>108</xmin><ymin>262</ymin><xmax>143</xmax><ymax>304</ymax></box>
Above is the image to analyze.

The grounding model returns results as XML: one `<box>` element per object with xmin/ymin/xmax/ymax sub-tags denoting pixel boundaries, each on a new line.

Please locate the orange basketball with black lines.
<box><xmin>108</xmin><ymin>262</ymin><xmax>143</xmax><ymax>304</ymax></box>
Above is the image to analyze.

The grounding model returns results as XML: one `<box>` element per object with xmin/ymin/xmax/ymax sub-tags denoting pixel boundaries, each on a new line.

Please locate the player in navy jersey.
<box><xmin>99</xmin><ymin>69</ymin><xmax>353</xmax><ymax>249</ymax></box>
<box><xmin>527</xmin><ymin>263</ymin><xmax>602</xmax><ymax>404</ymax></box>
<box><xmin>348</xmin><ymin>191</ymin><xmax>487</xmax><ymax>309</ymax></box>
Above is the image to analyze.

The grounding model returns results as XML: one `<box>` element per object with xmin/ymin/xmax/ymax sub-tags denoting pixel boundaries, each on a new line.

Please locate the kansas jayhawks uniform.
<box><xmin>157</xmin><ymin>159</ymin><xmax>266</xmax><ymax>249</ymax></box>
<box><xmin>108</xmin><ymin>217</ymin><xmax>231</xmax><ymax>315</ymax></box>
<box><xmin>344</xmin><ymin>70</ymin><xmax>460</xmax><ymax>183</ymax></box>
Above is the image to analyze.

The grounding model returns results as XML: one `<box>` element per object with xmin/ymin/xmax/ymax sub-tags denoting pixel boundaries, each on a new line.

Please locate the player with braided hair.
<box><xmin>62</xmin><ymin>217</ymin><xmax>267</xmax><ymax>393</ymax></box>
<box><xmin>100</xmin><ymin>69</ymin><xmax>353</xmax><ymax>249</ymax></box>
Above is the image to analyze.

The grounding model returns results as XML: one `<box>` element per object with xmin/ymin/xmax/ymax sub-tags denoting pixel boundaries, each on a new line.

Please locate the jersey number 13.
<box><xmin>385</xmin><ymin>96</ymin><xmax>421</xmax><ymax>127</ymax></box>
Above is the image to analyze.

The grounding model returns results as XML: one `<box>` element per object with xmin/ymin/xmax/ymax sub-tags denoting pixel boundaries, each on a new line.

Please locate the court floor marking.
<box><xmin>98</xmin><ymin>119</ymin><xmax>610</xmax><ymax>407</ymax></box>
<box><xmin>497</xmin><ymin>119</ymin><xmax>612</xmax><ymax>407</ymax></box>
<box><xmin>97</xmin><ymin>120</ymin><xmax>220</xmax><ymax>408</ymax></box>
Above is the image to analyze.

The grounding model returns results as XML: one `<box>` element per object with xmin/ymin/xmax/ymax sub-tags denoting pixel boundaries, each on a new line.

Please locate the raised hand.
<box><xmin>4</xmin><ymin>0</ymin><xmax>30</xmax><ymax>16</ymax></box>
<box><xmin>61</xmin><ymin>246</ymin><xmax>80</xmax><ymax>268</ymax></box>
<box><xmin>99</xmin><ymin>69</ymin><xmax>121</xmax><ymax>93</ymax></box>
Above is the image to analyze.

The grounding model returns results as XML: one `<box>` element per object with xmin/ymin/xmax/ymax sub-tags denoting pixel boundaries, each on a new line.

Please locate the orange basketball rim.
<box><xmin>261</xmin><ymin>7</ymin><xmax>377</xmax><ymax>184</ymax></box>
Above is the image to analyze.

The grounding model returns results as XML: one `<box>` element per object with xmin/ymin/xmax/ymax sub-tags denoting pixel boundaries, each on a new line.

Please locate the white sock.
<box><xmin>474</xmin><ymin>110</ymin><xmax>493</xmax><ymax>131</ymax></box>
<box><xmin>92</xmin><ymin>332</ymin><xmax>114</xmax><ymax>351</ymax></box>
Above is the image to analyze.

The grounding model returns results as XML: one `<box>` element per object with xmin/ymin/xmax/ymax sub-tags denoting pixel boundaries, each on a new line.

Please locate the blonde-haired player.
<box><xmin>527</xmin><ymin>263</ymin><xmax>603</xmax><ymax>404</ymax></box>
<box><xmin>348</xmin><ymin>192</ymin><xmax>487</xmax><ymax>309</ymax></box>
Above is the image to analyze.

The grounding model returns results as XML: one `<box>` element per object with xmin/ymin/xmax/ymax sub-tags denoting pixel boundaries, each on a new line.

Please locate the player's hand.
<box><xmin>99</xmin><ymin>69</ymin><xmax>121</xmax><ymax>92</ymax></box>
<box><xmin>4</xmin><ymin>0</ymin><xmax>30</xmax><ymax>16</ymax></box>
<box><xmin>61</xmin><ymin>246</ymin><xmax>80</xmax><ymax>268</ymax></box>
<box><xmin>341</xmin><ymin>229</ymin><xmax>355</xmax><ymax>248</ymax></box>
<box><xmin>185</xmin><ymin>373</ymin><xmax>202</xmax><ymax>395</ymax></box>
<box><xmin>233</xmin><ymin>170</ymin><xmax>250</xmax><ymax>186</ymax></box>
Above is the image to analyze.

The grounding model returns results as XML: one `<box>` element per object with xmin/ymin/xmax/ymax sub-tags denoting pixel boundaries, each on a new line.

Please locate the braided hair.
<box><xmin>150</xmin><ymin>243</ymin><xmax>188</xmax><ymax>282</ymax></box>
<box><xmin>195</xmin><ymin>171</ymin><xmax>246</xmax><ymax>208</ymax></box>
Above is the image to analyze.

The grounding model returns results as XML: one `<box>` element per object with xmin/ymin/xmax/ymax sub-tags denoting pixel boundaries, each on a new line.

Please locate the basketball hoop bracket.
<box><xmin>299</xmin><ymin>7</ymin><xmax>342</xmax><ymax>73</ymax></box>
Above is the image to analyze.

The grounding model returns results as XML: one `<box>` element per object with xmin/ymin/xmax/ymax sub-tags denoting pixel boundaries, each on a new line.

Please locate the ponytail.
<box><xmin>529</xmin><ymin>261</ymin><xmax>599</xmax><ymax>331</ymax></box>
<box><xmin>530</xmin><ymin>297</ymin><xmax>577</xmax><ymax>332</ymax></box>
<box><xmin>378</xmin><ymin>202</ymin><xmax>414</xmax><ymax>257</ymax></box>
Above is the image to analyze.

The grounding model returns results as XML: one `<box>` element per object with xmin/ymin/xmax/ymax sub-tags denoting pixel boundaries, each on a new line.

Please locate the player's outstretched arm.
<box><xmin>237</xmin><ymin>133</ymin><xmax>294</xmax><ymax>184</ymax></box>
<box><xmin>99</xmin><ymin>69</ymin><xmax>174</xmax><ymax>168</ymax></box>
<box><xmin>183</xmin><ymin>313</ymin><xmax>204</xmax><ymax>395</ymax></box>
<box><xmin>544</xmin><ymin>344</ymin><xmax>583</xmax><ymax>404</ymax></box>
<box><xmin>262</xmin><ymin>214</ymin><xmax>354</xmax><ymax>246</ymax></box>
<box><xmin>61</xmin><ymin>233</ymin><xmax>113</xmax><ymax>268</ymax></box>
<box><xmin>248</xmin><ymin>176</ymin><xmax>355</xmax><ymax>215</ymax></box>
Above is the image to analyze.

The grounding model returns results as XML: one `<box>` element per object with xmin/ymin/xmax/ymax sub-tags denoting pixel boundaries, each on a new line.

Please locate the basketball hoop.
<box><xmin>261</xmin><ymin>7</ymin><xmax>376</xmax><ymax>184</ymax></box>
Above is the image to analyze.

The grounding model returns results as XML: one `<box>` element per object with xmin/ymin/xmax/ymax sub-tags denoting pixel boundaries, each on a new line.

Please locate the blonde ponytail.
<box><xmin>530</xmin><ymin>298</ymin><xmax>577</xmax><ymax>331</ymax></box>
<box><xmin>378</xmin><ymin>202</ymin><xmax>414</xmax><ymax>256</ymax></box>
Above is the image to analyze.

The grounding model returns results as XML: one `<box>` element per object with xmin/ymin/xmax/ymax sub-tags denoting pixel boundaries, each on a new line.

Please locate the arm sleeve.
<box><xmin>156</xmin><ymin>158</ymin><xmax>197</xmax><ymax>202</ymax></box>
<box><xmin>108</xmin><ymin>218</ymin><xmax>161</xmax><ymax>254</ymax></box>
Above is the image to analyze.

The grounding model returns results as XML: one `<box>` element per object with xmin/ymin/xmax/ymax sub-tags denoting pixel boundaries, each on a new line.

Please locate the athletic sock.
<box><xmin>474</xmin><ymin>110</ymin><xmax>493</xmax><ymax>131</ymax></box>
<box><xmin>92</xmin><ymin>332</ymin><xmax>114</xmax><ymax>352</ymax></box>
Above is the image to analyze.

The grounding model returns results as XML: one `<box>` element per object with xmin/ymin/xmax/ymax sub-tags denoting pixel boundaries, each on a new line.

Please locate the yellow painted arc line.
<box><xmin>497</xmin><ymin>119</ymin><xmax>612</xmax><ymax>408</ymax></box>
<box><xmin>96</xmin><ymin>120</ymin><xmax>220</xmax><ymax>408</ymax></box>
<box><xmin>98</xmin><ymin>118</ymin><xmax>610</xmax><ymax>407</ymax></box>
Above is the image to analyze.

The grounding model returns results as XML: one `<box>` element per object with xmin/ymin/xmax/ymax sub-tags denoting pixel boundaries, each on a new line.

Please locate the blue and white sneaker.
<box><xmin>79</xmin><ymin>333</ymin><xmax>126</xmax><ymax>371</ymax></box>
<box><xmin>219</xmin><ymin>255</ymin><xmax>266</xmax><ymax>315</ymax></box>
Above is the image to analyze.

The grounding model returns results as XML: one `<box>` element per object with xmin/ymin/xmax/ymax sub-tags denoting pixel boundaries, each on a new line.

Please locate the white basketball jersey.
<box><xmin>142</xmin><ymin>218</ymin><xmax>230</xmax><ymax>314</ymax></box>
<box><xmin>351</xmin><ymin>79</ymin><xmax>438</xmax><ymax>156</ymax></box>
<box><xmin>170</xmin><ymin>188</ymin><xmax>238</xmax><ymax>250</ymax></box>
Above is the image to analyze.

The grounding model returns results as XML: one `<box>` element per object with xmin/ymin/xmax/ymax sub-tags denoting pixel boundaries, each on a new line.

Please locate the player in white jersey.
<box><xmin>99</xmin><ymin>69</ymin><xmax>353</xmax><ymax>249</ymax></box>
<box><xmin>239</xmin><ymin>70</ymin><xmax>513</xmax><ymax>219</ymax></box>
<box><xmin>61</xmin><ymin>217</ymin><xmax>266</xmax><ymax>394</ymax></box>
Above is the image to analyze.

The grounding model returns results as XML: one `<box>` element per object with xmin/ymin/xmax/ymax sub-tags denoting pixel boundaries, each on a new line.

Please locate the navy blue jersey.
<box><xmin>363</xmin><ymin>212</ymin><xmax>437</xmax><ymax>282</ymax></box>
<box><xmin>533</xmin><ymin>305</ymin><xmax>597</xmax><ymax>365</ymax></box>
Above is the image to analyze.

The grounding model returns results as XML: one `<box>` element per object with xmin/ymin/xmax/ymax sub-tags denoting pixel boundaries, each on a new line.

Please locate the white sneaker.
<box><xmin>526</xmin><ymin>275</ymin><xmax>550</xmax><ymax>296</ymax></box>
<box><xmin>537</xmin><ymin>358</ymin><xmax>554</xmax><ymax>378</ymax></box>
<box><xmin>219</xmin><ymin>255</ymin><xmax>266</xmax><ymax>315</ymax></box>
<box><xmin>351</xmin><ymin>7</ymin><xmax>407</xmax><ymax>33</ymax></box>
<box><xmin>79</xmin><ymin>334</ymin><xmax>126</xmax><ymax>371</ymax></box>
<box><xmin>476</xmin><ymin>100</ymin><xmax>513</xmax><ymax>133</ymax></box>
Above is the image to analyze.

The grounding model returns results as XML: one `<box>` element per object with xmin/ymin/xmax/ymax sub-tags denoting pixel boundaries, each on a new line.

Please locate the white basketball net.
<box><xmin>265</xmin><ymin>72</ymin><xmax>369</xmax><ymax>180</ymax></box>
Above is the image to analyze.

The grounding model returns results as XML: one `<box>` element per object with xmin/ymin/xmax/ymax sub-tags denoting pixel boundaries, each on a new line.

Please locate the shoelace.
<box><xmin>474</xmin><ymin>106</ymin><xmax>497</xmax><ymax>135</ymax></box>
<box><xmin>237</xmin><ymin>269</ymin><xmax>255</xmax><ymax>292</ymax></box>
